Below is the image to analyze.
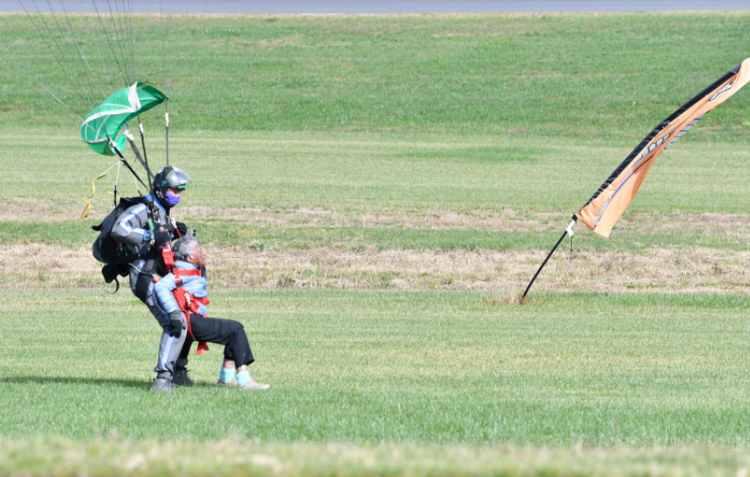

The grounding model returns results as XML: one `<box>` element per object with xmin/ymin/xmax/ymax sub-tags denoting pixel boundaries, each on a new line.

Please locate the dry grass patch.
<box><xmin>207</xmin><ymin>245</ymin><xmax>750</xmax><ymax>294</ymax></box>
<box><xmin>0</xmin><ymin>198</ymin><xmax>76</xmax><ymax>222</ymax></box>
<box><xmin>3</xmin><ymin>242</ymin><xmax>750</xmax><ymax>294</ymax></box>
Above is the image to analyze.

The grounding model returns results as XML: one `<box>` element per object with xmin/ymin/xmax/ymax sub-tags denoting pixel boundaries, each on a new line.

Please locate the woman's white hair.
<box><xmin>172</xmin><ymin>235</ymin><xmax>199</xmax><ymax>262</ymax></box>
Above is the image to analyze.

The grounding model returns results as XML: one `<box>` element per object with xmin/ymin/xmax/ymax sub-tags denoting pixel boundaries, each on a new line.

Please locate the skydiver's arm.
<box><xmin>154</xmin><ymin>273</ymin><xmax>180</xmax><ymax>314</ymax></box>
<box><xmin>111</xmin><ymin>203</ymin><xmax>153</xmax><ymax>245</ymax></box>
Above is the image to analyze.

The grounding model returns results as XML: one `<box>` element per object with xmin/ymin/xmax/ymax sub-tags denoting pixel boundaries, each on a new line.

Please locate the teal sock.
<box><xmin>236</xmin><ymin>370</ymin><xmax>250</xmax><ymax>387</ymax></box>
<box><xmin>219</xmin><ymin>367</ymin><xmax>236</xmax><ymax>383</ymax></box>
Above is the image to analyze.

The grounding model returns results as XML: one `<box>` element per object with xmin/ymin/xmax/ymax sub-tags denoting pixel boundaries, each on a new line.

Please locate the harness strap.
<box><xmin>176</xmin><ymin>274</ymin><xmax>211</xmax><ymax>354</ymax></box>
<box><xmin>160</xmin><ymin>244</ymin><xmax>211</xmax><ymax>355</ymax></box>
<box><xmin>173</xmin><ymin>284</ymin><xmax>211</xmax><ymax>355</ymax></box>
<box><xmin>184</xmin><ymin>301</ymin><xmax>211</xmax><ymax>354</ymax></box>
<box><xmin>174</xmin><ymin>269</ymin><xmax>201</xmax><ymax>277</ymax></box>
<box><xmin>183</xmin><ymin>310</ymin><xmax>210</xmax><ymax>355</ymax></box>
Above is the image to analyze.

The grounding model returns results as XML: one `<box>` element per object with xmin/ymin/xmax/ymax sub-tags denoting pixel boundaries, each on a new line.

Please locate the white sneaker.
<box><xmin>238</xmin><ymin>377</ymin><xmax>270</xmax><ymax>390</ymax></box>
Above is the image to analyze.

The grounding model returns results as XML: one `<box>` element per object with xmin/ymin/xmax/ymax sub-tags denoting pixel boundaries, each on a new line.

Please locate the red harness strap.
<box><xmin>160</xmin><ymin>243</ymin><xmax>212</xmax><ymax>355</ymax></box>
<box><xmin>173</xmin><ymin>268</ymin><xmax>212</xmax><ymax>355</ymax></box>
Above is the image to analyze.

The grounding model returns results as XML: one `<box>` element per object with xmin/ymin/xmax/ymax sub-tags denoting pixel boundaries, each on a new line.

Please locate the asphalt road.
<box><xmin>0</xmin><ymin>0</ymin><xmax>747</xmax><ymax>13</ymax></box>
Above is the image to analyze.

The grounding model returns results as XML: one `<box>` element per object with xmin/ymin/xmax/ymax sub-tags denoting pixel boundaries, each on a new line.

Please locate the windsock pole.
<box><xmin>520</xmin><ymin>217</ymin><xmax>576</xmax><ymax>303</ymax></box>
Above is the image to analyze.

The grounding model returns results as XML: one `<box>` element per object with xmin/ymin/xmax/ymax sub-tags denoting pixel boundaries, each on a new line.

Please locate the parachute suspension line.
<box><xmin>166</xmin><ymin>1</ymin><xmax>206</xmax><ymax>98</ymax></box>
<box><xmin>18</xmin><ymin>1</ymin><xmax>95</xmax><ymax>111</ymax></box>
<box><xmin>26</xmin><ymin>0</ymin><xmax>94</xmax><ymax>106</ymax></box>
<box><xmin>159</xmin><ymin>0</ymin><xmax>172</xmax><ymax>96</ymax></box>
<box><xmin>108</xmin><ymin>0</ymin><xmax>133</xmax><ymax>84</ymax></box>
<box><xmin>89</xmin><ymin>6</ymin><xmax>116</xmax><ymax>100</ymax></box>
<box><xmin>159</xmin><ymin>0</ymin><xmax>166</xmax><ymax>93</ymax></box>
<box><xmin>108</xmin><ymin>136</ymin><xmax>151</xmax><ymax>193</ymax></box>
<box><xmin>168</xmin><ymin>4</ymin><xmax>180</xmax><ymax>97</ymax></box>
<box><xmin>80</xmin><ymin>160</ymin><xmax>120</xmax><ymax>218</ymax></box>
<box><xmin>105</xmin><ymin>0</ymin><xmax>134</xmax><ymax>86</ymax></box>
<box><xmin>47</xmin><ymin>0</ymin><xmax>106</xmax><ymax>108</ymax></box>
<box><xmin>91</xmin><ymin>1</ymin><xmax>130</xmax><ymax>89</ymax></box>
<box><xmin>42</xmin><ymin>0</ymin><xmax>101</xmax><ymax>106</ymax></box>
<box><xmin>122</xmin><ymin>0</ymin><xmax>136</xmax><ymax>84</ymax></box>
<box><xmin>0</xmin><ymin>41</ymin><xmax>83</xmax><ymax>121</ymax></box>
<box><xmin>166</xmin><ymin>8</ymin><xmax>173</xmax><ymax>96</ymax></box>
<box><xmin>159</xmin><ymin>0</ymin><xmax>174</xmax><ymax>96</ymax></box>
<box><xmin>165</xmin><ymin>99</ymin><xmax>170</xmax><ymax>166</ymax></box>
<box><xmin>124</xmin><ymin>126</ymin><xmax>155</xmax><ymax>185</ymax></box>
<box><xmin>135</xmin><ymin>115</ymin><xmax>152</xmax><ymax>183</ymax></box>
<box><xmin>127</xmin><ymin>0</ymin><xmax>137</xmax><ymax>87</ymax></box>
<box><xmin>56</xmin><ymin>0</ymin><xmax>109</xmax><ymax>100</ymax></box>
<box><xmin>113</xmin><ymin>158</ymin><xmax>123</xmax><ymax>207</ymax></box>
<box><xmin>124</xmin><ymin>0</ymin><xmax>147</xmax><ymax>175</ymax></box>
<box><xmin>133</xmin><ymin>168</ymin><xmax>141</xmax><ymax>195</ymax></box>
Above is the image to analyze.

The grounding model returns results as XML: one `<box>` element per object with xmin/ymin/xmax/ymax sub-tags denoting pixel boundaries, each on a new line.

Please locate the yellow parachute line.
<box><xmin>80</xmin><ymin>173</ymin><xmax>108</xmax><ymax>218</ymax></box>
<box><xmin>80</xmin><ymin>161</ymin><xmax>121</xmax><ymax>219</ymax></box>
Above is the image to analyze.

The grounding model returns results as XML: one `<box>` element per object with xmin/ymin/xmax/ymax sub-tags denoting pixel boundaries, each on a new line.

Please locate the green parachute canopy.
<box><xmin>80</xmin><ymin>82</ymin><xmax>168</xmax><ymax>156</ymax></box>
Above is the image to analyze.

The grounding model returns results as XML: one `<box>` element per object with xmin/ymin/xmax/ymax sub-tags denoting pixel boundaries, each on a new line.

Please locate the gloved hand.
<box><xmin>153</xmin><ymin>230</ymin><xmax>171</xmax><ymax>245</ymax></box>
<box><xmin>166</xmin><ymin>318</ymin><xmax>183</xmax><ymax>338</ymax></box>
<box><xmin>175</xmin><ymin>221</ymin><xmax>188</xmax><ymax>237</ymax></box>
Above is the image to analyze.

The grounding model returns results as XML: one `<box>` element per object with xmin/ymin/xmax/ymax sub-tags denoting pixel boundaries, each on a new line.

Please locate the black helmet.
<box><xmin>153</xmin><ymin>166</ymin><xmax>190</xmax><ymax>202</ymax></box>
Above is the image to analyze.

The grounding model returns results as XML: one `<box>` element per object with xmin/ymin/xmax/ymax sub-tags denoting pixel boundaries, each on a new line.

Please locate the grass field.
<box><xmin>5</xmin><ymin>290</ymin><xmax>750</xmax><ymax>475</ymax></box>
<box><xmin>2</xmin><ymin>9</ymin><xmax>750</xmax><ymax>477</ymax></box>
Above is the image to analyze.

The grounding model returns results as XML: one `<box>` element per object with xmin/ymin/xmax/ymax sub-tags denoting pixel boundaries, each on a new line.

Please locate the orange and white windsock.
<box><xmin>576</xmin><ymin>58</ymin><xmax>750</xmax><ymax>238</ymax></box>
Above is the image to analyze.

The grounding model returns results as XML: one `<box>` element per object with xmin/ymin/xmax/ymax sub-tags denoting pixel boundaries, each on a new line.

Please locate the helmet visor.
<box><xmin>163</xmin><ymin>168</ymin><xmax>191</xmax><ymax>190</ymax></box>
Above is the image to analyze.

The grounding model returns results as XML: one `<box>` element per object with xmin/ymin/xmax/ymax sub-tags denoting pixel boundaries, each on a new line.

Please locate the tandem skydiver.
<box><xmin>154</xmin><ymin>235</ymin><xmax>269</xmax><ymax>391</ymax></box>
<box><xmin>110</xmin><ymin>165</ymin><xmax>194</xmax><ymax>392</ymax></box>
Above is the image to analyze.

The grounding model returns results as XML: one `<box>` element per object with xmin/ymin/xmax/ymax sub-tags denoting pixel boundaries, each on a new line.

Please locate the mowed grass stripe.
<box><xmin>3</xmin><ymin>130</ymin><xmax>750</xmax><ymax>212</ymax></box>
<box><xmin>2</xmin><ymin>290</ymin><xmax>750</xmax><ymax>445</ymax></box>
<box><xmin>1</xmin><ymin>130</ymin><xmax>750</xmax><ymax>256</ymax></box>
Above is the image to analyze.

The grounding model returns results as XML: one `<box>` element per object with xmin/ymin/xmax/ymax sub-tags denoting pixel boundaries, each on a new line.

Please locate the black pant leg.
<box><xmin>177</xmin><ymin>338</ymin><xmax>194</xmax><ymax>367</ymax></box>
<box><xmin>188</xmin><ymin>314</ymin><xmax>255</xmax><ymax>367</ymax></box>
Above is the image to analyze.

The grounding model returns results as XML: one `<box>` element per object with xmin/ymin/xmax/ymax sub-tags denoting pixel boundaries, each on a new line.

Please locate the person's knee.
<box><xmin>226</xmin><ymin>321</ymin><xmax>248</xmax><ymax>343</ymax></box>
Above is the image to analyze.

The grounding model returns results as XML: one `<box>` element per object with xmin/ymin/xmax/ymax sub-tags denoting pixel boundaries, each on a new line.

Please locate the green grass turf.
<box><xmin>3</xmin><ymin>290</ymin><xmax>750</xmax><ymax>475</ymax></box>
<box><xmin>2</xmin><ymin>12</ymin><xmax>750</xmax><ymax>255</ymax></box>
<box><xmin>1</xmin><ymin>12</ymin><xmax>750</xmax><ymax>142</ymax></box>
<box><xmin>3</xmin><ymin>439</ymin><xmax>750</xmax><ymax>477</ymax></box>
<box><xmin>1</xmin><ymin>130</ymin><xmax>750</xmax><ymax>254</ymax></box>
<box><xmin>2</xmin><ymin>10</ymin><xmax>750</xmax><ymax>476</ymax></box>
<box><xmin>2</xmin><ymin>289</ymin><xmax>750</xmax><ymax>446</ymax></box>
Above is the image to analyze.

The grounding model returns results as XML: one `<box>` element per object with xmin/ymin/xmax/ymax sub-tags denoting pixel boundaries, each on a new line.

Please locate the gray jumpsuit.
<box><xmin>110</xmin><ymin>197</ymin><xmax>187</xmax><ymax>380</ymax></box>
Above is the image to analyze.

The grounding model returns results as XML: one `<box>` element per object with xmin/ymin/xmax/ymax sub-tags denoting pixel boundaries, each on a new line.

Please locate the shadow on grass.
<box><xmin>0</xmin><ymin>376</ymin><xmax>217</xmax><ymax>390</ymax></box>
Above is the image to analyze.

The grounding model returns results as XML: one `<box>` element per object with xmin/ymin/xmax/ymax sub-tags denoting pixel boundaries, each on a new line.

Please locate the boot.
<box><xmin>172</xmin><ymin>367</ymin><xmax>195</xmax><ymax>386</ymax></box>
<box><xmin>150</xmin><ymin>377</ymin><xmax>174</xmax><ymax>392</ymax></box>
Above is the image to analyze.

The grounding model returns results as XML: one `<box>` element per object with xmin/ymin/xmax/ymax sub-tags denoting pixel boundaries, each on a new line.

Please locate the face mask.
<box><xmin>164</xmin><ymin>190</ymin><xmax>181</xmax><ymax>206</ymax></box>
